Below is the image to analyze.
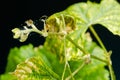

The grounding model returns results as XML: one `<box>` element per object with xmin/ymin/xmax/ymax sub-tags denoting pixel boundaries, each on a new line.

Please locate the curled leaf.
<box><xmin>12</xmin><ymin>28</ymin><xmax>21</xmax><ymax>39</ymax></box>
<box><xmin>19</xmin><ymin>30</ymin><xmax>30</xmax><ymax>42</ymax></box>
<box><xmin>12</xmin><ymin>27</ymin><xmax>30</xmax><ymax>42</ymax></box>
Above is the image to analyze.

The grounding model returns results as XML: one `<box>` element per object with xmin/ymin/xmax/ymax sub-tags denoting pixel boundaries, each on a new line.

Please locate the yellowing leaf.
<box><xmin>12</xmin><ymin>56</ymin><xmax>60</xmax><ymax>80</ymax></box>
<box><xmin>65</xmin><ymin>0</ymin><xmax>120</xmax><ymax>36</ymax></box>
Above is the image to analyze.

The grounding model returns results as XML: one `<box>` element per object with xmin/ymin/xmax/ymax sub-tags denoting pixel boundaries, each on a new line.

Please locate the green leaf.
<box><xmin>9</xmin><ymin>39</ymin><xmax>109</xmax><ymax>80</ymax></box>
<box><xmin>36</xmin><ymin>46</ymin><xmax>65</xmax><ymax>76</ymax></box>
<box><xmin>44</xmin><ymin>31</ymin><xmax>109</xmax><ymax>79</ymax></box>
<box><xmin>5</xmin><ymin>44</ymin><xmax>39</xmax><ymax>72</ymax></box>
<box><xmin>8</xmin><ymin>0</ymin><xmax>119</xmax><ymax>79</ymax></box>
<box><xmin>69</xmin><ymin>60</ymin><xmax>109</xmax><ymax>80</ymax></box>
<box><xmin>0</xmin><ymin>73</ymin><xmax>17</xmax><ymax>80</ymax></box>
<box><xmin>66</xmin><ymin>0</ymin><xmax>120</xmax><ymax>36</ymax></box>
<box><xmin>63</xmin><ymin>33</ymin><xmax>109</xmax><ymax>80</ymax></box>
<box><xmin>12</xmin><ymin>56</ymin><xmax>60</xmax><ymax>80</ymax></box>
<box><xmin>77</xmin><ymin>33</ymin><xmax>109</xmax><ymax>80</ymax></box>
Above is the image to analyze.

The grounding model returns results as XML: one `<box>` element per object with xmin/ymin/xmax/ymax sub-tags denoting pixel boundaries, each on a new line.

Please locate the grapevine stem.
<box><xmin>109</xmin><ymin>64</ymin><xmax>116</xmax><ymax>80</ymax></box>
<box><xmin>66</xmin><ymin>36</ymin><xmax>88</xmax><ymax>55</ymax></box>
<box><xmin>89</xmin><ymin>26</ymin><xmax>116</xmax><ymax>80</ymax></box>
<box><xmin>39</xmin><ymin>54</ymin><xmax>60</xmax><ymax>79</ymax></box>
<box><xmin>91</xmin><ymin>55</ymin><xmax>108</xmax><ymax>63</ymax></box>
<box><xmin>66</xmin><ymin>36</ymin><xmax>108</xmax><ymax>64</ymax></box>
<box><xmin>64</xmin><ymin>36</ymin><xmax>75</xmax><ymax>80</ymax></box>
<box><xmin>65</xmin><ymin>62</ymin><xmax>85</xmax><ymax>80</ymax></box>
<box><xmin>62</xmin><ymin>62</ymin><xmax>67</xmax><ymax>80</ymax></box>
<box><xmin>89</xmin><ymin>26</ymin><xmax>107</xmax><ymax>53</ymax></box>
<box><xmin>62</xmin><ymin>14</ymin><xmax>74</xmax><ymax>80</ymax></box>
<box><xmin>32</xmin><ymin>29</ymin><xmax>43</xmax><ymax>35</ymax></box>
<box><xmin>61</xmin><ymin>36</ymin><xmax>74</xmax><ymax>80</ymax></box>
<box><xmin>61</xmin><ymin>61</ymin><xmax>75</xmax><ymax>80</ymax></box>
<box><xmin>66</xmin><ymin>62</ymin><xmax>75</xmax><ymax>80</ymax></box>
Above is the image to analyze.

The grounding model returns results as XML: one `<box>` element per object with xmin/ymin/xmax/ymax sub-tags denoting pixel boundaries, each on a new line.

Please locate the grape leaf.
<box><xmin>36</xmin><ymin>46</ymin><xmax>65</xmax><ymax>76</ymax></box>
<box><xmin>0</xmin><ymin>73</ymin><xmax>17</xmax><ymax>80</ymax></box>
<box><xmin>5</xmin><ymin>44</ymin><xmax>62</xmax><ymax>80</ymax></box>
<box><xmin>74</xmin><ymin>33</ymin><xmax>109</xmax><ymax>80</ymax></box>
<box><xmin>5</xmin><ymin>44</ymin><xmax>39</xmax><ymax>72</ymax></box>
<box><xmin>6</xmin><ymin>32</ymin><xmax>109</xmax><ymax>80</ymax></box>
<box><xmin>66</xmin><ymin>0</ymin><xmax>120</xmax><ymax>36</ymax></box>
<box><xmin>12</xmin><ymin>56</ymin><xmax>60</xmax><ymax>80</ymax></box>
<box><xmin>7</xmin><ymin>0</ymin><xmax>119</xmax><ymax>79</ymax></box>
<box><xmin>44</xmin><ymin>32</ymin><xmax>109</xmax><ymax>80</ymax></box>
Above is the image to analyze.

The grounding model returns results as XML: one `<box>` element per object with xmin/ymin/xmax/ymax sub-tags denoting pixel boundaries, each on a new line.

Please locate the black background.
<box><xmin>0</xmin><ymin>0</ymin><xmax>120</xmax><ymax>80</ymax></box>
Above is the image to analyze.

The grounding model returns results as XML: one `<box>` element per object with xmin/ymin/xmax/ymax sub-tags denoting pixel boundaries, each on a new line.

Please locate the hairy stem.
<box><xmin>89</xmin><ymin>26</ymin><xmax>116</xmax><ymax>80</ymax></box>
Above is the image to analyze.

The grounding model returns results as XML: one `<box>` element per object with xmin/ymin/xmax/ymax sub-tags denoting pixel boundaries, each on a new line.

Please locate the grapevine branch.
<box><xmin>89</xmin><ymin>26</ymin><xmax>116</xmax><ymax>80</ymax></box>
